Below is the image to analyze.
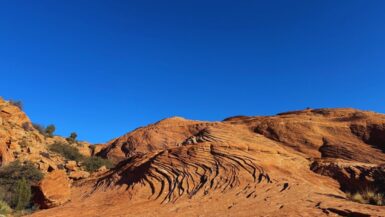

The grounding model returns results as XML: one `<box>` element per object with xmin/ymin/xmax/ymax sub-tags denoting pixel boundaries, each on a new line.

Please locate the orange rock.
<box><xmin>65</xmin><ymin>161</ymin><xmax>78</xmax><ymax>171</ymax></box>
<box><xmin>29</xmin><ymin>109</ymin><xmax>385</xmax><ymax>217</ymax></box>
<box><xmin>34</xmin><ymin>170</ymin><xmax>71</xmax><ymax>208</ymax></box>
<box><xmin>0</xmin><ymin>97</ymin><xmax>94</xmax><ymax>173</ymax></box>
<box><xmin>12</xmin><ymin>108</ymin><xmax>385</xmax><ymax>217</ymax></box>
<box><xmin>68</xmin><ymin>170</ymin><xmax>90</xmax><ymax>180</ymax></box>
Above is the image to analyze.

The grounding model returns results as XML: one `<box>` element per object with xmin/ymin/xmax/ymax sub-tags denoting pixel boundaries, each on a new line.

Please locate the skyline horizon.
<box><xmin>1</xmin><ymin>1</ymin><xmax>385</xmax><ymax>143</ymax></box>
<box><xmin>2</xmin><ymin>94</ymin><xmax>382</xmax><ymax>144</ymax></box>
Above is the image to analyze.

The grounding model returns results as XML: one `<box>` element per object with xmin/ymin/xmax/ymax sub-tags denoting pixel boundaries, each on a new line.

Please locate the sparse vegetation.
<box><xmin>49</xmin><ymin>143</ymin><xmax>83</xmax><ymax>162</ymax></box>
<box><xmin>13</xmin><ymin>178</ymin><xmax>31</xmax><ymax>211</ymax></box>
<box><xmin>83</xmin><ymin>156</ymin><xmax>113</xmax><ymax>172</ymax></box>
<box><xmin>32</xmin><ymin>123</ymin><xmax>57</xmax><ymax>137</ymax></box>
<box><xmin>347</xmin><ymin>189</ymin><xmax>385</xmax><ymax>206</ymax></box>
<box><xmin>0</xmin><ymin>161</ymin><xmax>43</xmax><ymax>186</ymax></box>
<box><xmin>9</xmin><ymin>100</ymin><xmax>23</xmax><ymax>110</ymax></box>
<box><xmin>45</xmin><ymin>124</ymin><xmax>56</xmax><ymax>137</ymax></box>
<box><xmin>49</xmin><ymin>143</ymin><xmax>113</xmax><ymax>172</ymax></box>
<box><xmin>0</xmin><ymin>161</ymin><xmax>43</xmax><ymax>211</ymax></box>
<box><xmin>32</xmin><ymin>123</ymin><xmax>46</xmax><ymax>135</ymax></box>
<box><xmin>66</xmin><ymin>132</ymin><xmax>78</xmax><ymax>144</ymax></box>
<box><xmin>0</xmin><ymin>200</ymin><xmax>12</xmax><ymax>215</ymax></box>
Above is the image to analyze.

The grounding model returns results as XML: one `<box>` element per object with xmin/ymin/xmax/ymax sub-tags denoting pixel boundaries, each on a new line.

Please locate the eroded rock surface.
<box><xmin>34</xmin><ymin>170</ymin><xmax>71</xmax><ymax>208</ymax></box>
<box><xmin>29</xmin><ymin>109</ymin><xmax>385</xmax><ymax>216</ymax></box>
<box><xmin>0</xmin><ymin>97</ymin><xmax>96</xmax><ymax>180</ymax></box>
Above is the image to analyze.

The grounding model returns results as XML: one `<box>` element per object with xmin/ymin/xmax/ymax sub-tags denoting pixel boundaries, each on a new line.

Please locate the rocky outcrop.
<box><xmin>225</xmin><ymin>108</ymin><xmax>385</xmax><ymax>164</ymax></box>
<box><xmin>33</xmin><ymin>170</ymin><xmax>71</xmax><ymax>208</ymax></box>
<box><xmin>0</xmin><ymin>98</ymin><xmax>95</xmax><ymax>180</ymax></box>
<box><xmin>311</xmin><ymin>159</ymin><xmax>385</xmax><ymax>193</ymax></box>
<box><xmin>96</xmin><ymin>117</ymin><xmax>215</xmax><ymax>163</ymax></box>
<box><xmin>23</xmin><ymin>108</ymin><xmax>385</xmax><ymax>216</ymax></box>
<box><xmin>65</xmin><ymin>161</ymin><xmax>78</xmax><ymax>171</ymax></box>
<box><xmin>0</xmin><ymin>97</ymin><xmax>33</xmax><ymax>165</ymax></box>
<box><xmin>68</xmin><ymin>170</ymin><xmax>90</xmax><ymax>180</ymax></box>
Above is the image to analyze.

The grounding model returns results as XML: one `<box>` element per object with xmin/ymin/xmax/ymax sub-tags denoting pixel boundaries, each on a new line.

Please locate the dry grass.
<box><xmin>346</xmin><ymin>190</ymin><xmax>384</xmax><ymax>206</ymax></box>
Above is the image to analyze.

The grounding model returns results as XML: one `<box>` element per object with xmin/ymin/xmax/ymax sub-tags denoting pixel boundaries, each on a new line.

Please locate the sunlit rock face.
<box><xmin>29</xmin><ymin>108</ymin><xmax>385</xmax><ymax>217</ymax></box>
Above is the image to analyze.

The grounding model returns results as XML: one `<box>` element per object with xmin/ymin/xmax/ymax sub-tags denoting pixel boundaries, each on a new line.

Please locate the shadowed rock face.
<box><xmin>33</xmin><ymin>170</ymin><xmax>71</xmax><ymax>208</ymax></box>
<box><xmin>311</xmin><ymin>159</ymin><xmax>385</xmax><ymax>194</ymax></box>
<box><xmin>226</xmin><ymin>108</ymin><xmax>385</xmax><ymax>164</ymax></box>
<box><xmin>28</xmin><ymin>108</ymin><xmax>385</xmax><ymax>217</ymax></box>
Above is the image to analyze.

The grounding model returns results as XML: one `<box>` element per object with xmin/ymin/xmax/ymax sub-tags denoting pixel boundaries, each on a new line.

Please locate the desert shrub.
<box><xmin>347</xmin><ymin>190</ymin><xmax>384</xmax><ymax>206</ymax></box>
<box><xmin>83</xmin><ymin>156</ymin><xmax>113</xmax><ymax>172</ymax></box>
<box><xmin>9</xmin><ymin>100</ymin><xmax>23</xmax><ymax>110</ymax></box>
<box><xmin>45</xmin><ymin>125</ymin><xmax>56</xmax><ymax>137</ymax></box>
<box><xmin>40</xmin><ymin>152</ymin><xmax>50</xmax><ymax>159</ymax></box>
<box><xmin>22</xmin><ymin>122</ymin><xmax>33</xmax><ymax>131</ymax></box>
<box><xmin>32</xmin><ymin>123</ymin><xmax>46</xmax><ymax>135</ymax></box>
<box><xmin>49</xmin><ymin>143</ymin><xmax>83</xmax><ymax>162</ymax></box>
<box><xmin>50</xmin><ymin>143</ymin><xmax>114</xmax><ymax>172</ymax></box>
<box><xmin>0</xmin><ymin>200</ymin><xmax>12</xmax><ymax>215</ymax></box>
<box><xmin>13</xmin><ymin>178</ymin><xmax>31</xmax><ymax>210</ymax></box>
<box><xmin>0</xmin><ymin>161</ymin><xmax>43</xmax><ymax>210</ymax></box>
<box><xmin>0</xmin><ymin>161</ymin><xmax>43</xmax><ymax>186</ymax></box>
<box><xmin>66</xmin><ymin>132</ymin><xmax>78</xmax><ymax>144</ymax></box>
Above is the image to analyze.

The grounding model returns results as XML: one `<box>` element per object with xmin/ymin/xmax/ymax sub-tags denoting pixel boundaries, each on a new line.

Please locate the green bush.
<box><xmin>45</xmin><ymin>125</ymin><xmax>56</xmax><ymax>137</ymax></box>
<box><xmin>83</xmin><ymin>156</ymin><xmax>113</xmax><ymax>172</ymax></box>
<box><xmin>0</xmin><ymin>161</ymin><xmax>43</xmax><ymax>186</ymax></box>
<box><xmin>13</xmin><ymin>178</ymin><xmax>31</xmax><ymax>211</ymax></box>
<box><xmin>49</xmin><ymin>143</ymin><xmax>84</xmax><ymax>162</ymax></box>
<box><xmin>0</xmin><ymin>161</ymin><xmax>43</xmax><ymax>210</ymax></box>
<box><xmin>49</xmin><ymin>143</ymin><xmax>113</xmax><ymax>172</ymax></box>
<box><xmin>32</xmin><ymin>123</ymin><xmax>46</xmax><ymax>135</ymax></box>
<box><xmin>0</xmin><ymin>200</ymin><xmax>12</xmax><ymax>215</ymax></box>
<box><xmin>66</xmin><ymin>132</ymin><xmax>78</xmax><ymax>144</ymax></box>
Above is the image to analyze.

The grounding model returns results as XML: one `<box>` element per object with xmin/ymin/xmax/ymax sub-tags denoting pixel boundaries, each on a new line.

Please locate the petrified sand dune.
<box><xmin>96</xmin><ymin>117</ymin><xmax>210</xmax><ymax>162</ymax></box>
<box><xmin>29</xmin><ymin>109</ymin><xmax>385</xmax><ymax>216</ymax></box>
<box><xmin>225</xmin><ymin>108</ymin><xmax>385</xmax><ymax>163</ymax></box>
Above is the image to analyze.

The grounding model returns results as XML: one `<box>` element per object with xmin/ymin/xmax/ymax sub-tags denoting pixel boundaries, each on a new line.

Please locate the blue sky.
<box><xmin>1</xmin><ymin>0</ymin><xmax>385</xmax><ymax>143</ymax></box>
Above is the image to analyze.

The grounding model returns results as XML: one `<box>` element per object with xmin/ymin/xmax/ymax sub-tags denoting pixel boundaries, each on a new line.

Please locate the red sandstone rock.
<box><xmin>29</xmin><ymin>109</ymin><xmax>385</xmax><ymax>217</ymax></box>
<box><xmin>34</xmin><ymin>170</ymin><xmax>71</xmax><ymax>208</ymax></box>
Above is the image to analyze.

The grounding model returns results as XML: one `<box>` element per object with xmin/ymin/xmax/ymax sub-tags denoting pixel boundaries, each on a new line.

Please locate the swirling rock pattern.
<box><xmin>94</xmin><ymin>144</ymin><xmax>271</xmax><ymax>203</ymax></box>
<box><xmin>29</xmin><ymin>108</ymin><xmax>385</xmax><ymax>217</ymax></box>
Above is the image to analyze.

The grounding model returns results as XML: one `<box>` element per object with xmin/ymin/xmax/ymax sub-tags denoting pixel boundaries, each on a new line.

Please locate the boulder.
<box><xmin>77</xmin><ymin>142</ymin><xmax>92</xmax><ymax>157</ymax></box>
<box><xmin>65</xmin><ymin>160</ymin><xmax>78</xmax><ymax>171</ymax></box>
<box><xmin>69</xmin><ymin>170</ymin><xmax>90</xmax><ymax>180</ymax></box>
<box><xmin>38</xmin><ymin>159</ymin><xmax>58</xmax><ymax>173</ymax></box>
<box><xmin>34</xmin><ymin>170</ymin><xmax>71</xmax><ymax>209</ymax></box>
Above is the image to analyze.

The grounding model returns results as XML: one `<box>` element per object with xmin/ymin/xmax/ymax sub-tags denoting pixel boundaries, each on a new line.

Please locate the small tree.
<box><xmin>13</xmin><ymin>178</ymin><xmax>31</xmax><ymax>210</ymax></box>
<box><xmin>0</xmin><ymin>161</ymin><xmax>42</xmax><ymax>211</ymax></box>
<box><xmin>67</xmin><ymin>132</ymin><xmax>78</xmax><ymax>143</ymax></box>
<box><xmin>45</xmin><ymin>125</ymin><xmax>56</xmax><ymax>137</ymax></box>
<box><xmin>0</xmin><ymin>161</ymin><xmax>43</xmax><ymax>185</ymax></box>
<box><xmin>83</xmin><ymin>156</ymin><xmax>113</xmax><ymax>172</ymax></box>
<box><xmin>32</xmin><ymin>123</ymin><xmax>46</xmax><ymax>135</ymax></box>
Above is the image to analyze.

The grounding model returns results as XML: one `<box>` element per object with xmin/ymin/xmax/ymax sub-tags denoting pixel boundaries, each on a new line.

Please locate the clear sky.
<box><xmin>1</xmin><ymin>0</ymin><xmax>385</xmax><ymax>143</ymax></box>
